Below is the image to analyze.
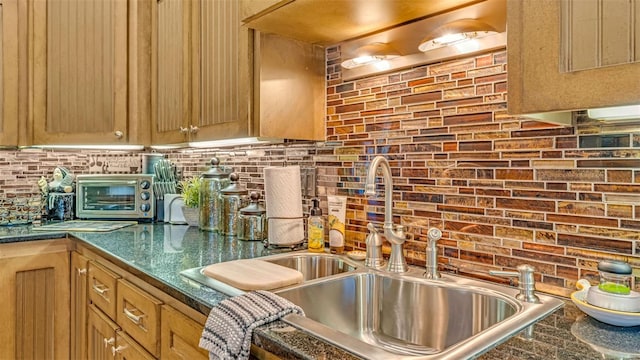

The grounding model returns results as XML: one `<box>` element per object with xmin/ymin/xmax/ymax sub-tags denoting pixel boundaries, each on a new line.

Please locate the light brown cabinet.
<box><xmin>23</xmin><ymin>0</ymin><xmax>151</xmax><ymax>146</ymax></box>
<box><xmin>87</xmin><ymin>305</ymin><xmax>119</xmax><ymax>360</ymax></box>
<box><xmin>151</xmin><ymin>0</ymin><xmax>251</xmax><ymax>145</ymax></box>
<box><xmin>161</xmin><ymin>305</ymin><xmax>209</xmax><ymax>360</ymax></box>
<box><xmin>507</xmin><ymin>0</ymin><xmax>640</xmax><ymax>120</ymax></box>
<box><xmin>0</xmin><ymin>0</ymin><xmax>18</xmax><ymax>146</ymax></box>
<box><xmin>0</xmin><ymin>239</ymin><xmax>71</xmax><ymax>359</ymax></box>
<box><xmin>71</xmin><ymin>251</ymin><xmax>90</xmax><ymax>360</ymax></box>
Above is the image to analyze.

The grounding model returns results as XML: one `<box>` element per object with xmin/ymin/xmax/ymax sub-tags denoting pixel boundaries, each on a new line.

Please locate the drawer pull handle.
<box><xmin>77</xmin><ymin>268</ymin><xmax>87</xmax><ymax>276</ymax></box>
<box><xmin>103</xmin><ymin>337</ymin><xmax>115</xmax><ymax>348</ymax></box>
<box><xmin>123</xmin><ymin>307</ymin><xmax>144</xmax><ymax>325</ymax></box>
<box><xmin>92</xmin><ymin>284</ymin><xmax>108</xmax><ymax>295</ymax></box>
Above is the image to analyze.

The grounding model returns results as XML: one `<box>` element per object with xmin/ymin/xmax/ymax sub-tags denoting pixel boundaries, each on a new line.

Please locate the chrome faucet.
<box><xmin>364</xmin><ymin>156</ymin><xmax>408</xmax><ymax>273</ymax></box>
<box><xmin>425</xmin><ymin>227</ymin><xmax>443</xmax><ymax>279</ymax></box>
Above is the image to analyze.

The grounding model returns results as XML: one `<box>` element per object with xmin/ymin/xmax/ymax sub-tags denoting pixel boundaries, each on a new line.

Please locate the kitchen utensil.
<box><xmin>202</xmin><ymin>259</ymin><xmax>303</xmax><ymax>291</ymax></box>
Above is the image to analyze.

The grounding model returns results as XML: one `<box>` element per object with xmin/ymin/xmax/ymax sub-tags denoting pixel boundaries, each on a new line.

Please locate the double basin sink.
<box><xmin>181</xmin><ymin>252</ymin><xmax>563</xmax><ymax>359</ymax></box>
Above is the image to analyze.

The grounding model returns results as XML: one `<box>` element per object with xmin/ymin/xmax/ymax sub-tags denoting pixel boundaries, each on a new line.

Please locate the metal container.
<box><xmin>141</xmin><ymin>153</ymin><xmax>165</xmax><ymax>174</ymax></box>
<box><xmin>199</xmin><ymin>158</ymin><xmax>231</xmax><ymax>232</ymax></box>
<box><xmin>220</xmin><ymin>173</ymin><xmax>247</xmax><ymax>236</ymax></box>
<box><xmin>238</xmin><ymin>192</ymin><xmax>267</xmax><ymax>241</ymax></box>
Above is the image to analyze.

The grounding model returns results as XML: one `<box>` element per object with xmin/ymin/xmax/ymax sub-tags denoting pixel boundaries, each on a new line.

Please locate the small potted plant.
<box><xmin>178</xmin><ymin>176</ymin><xmax>201</xmax><ymax>227</ymax></box>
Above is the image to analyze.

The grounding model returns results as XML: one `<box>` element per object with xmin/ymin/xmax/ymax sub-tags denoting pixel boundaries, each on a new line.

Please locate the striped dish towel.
<box><xmin>199</xmin><ymin>290</ymin><xmax>305</xmax><ymax>360</ymax></box>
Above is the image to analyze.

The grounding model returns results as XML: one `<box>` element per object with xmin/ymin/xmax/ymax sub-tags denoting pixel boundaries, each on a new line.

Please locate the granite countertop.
<box><xmin>1</xmin><ymin>223</ymin><xmax>638</xmax><ymax>359</ymax></box>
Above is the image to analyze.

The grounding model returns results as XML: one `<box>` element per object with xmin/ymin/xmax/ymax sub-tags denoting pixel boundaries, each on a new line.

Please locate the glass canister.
<box><xmin>199</xmin><ymin>157</ymin><xmax>231</xmax><ymax>232</ymax></box>
<box><xmin>238</xmin><ymin>192</ymin><xmax>267</xmax><ymax>241</ymax></box>
<box><xmin>220</xmin><ymin>173</ymin><xmax>248</xmax><ymax>236</ymax></box>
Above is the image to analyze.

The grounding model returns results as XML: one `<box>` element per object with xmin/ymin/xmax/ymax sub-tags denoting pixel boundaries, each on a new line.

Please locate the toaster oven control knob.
<box><xmin>140</xmin><ymin>191</ymin><xmax>150</xmax><ymax>201</ymax></box>
<box><xmin>140</xmin><ymin>180</ymin><xmax>151</xmax><ymax>190</ymax></box>
<box><xmin>140</xmin><ymin>203</ymin><xmax>151</xmax><ymax>212</ymax></box>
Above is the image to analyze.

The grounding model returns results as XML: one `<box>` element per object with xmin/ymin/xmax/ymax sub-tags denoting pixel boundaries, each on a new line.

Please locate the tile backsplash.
<box><xmin>1</xmin><ymin>45</ymin><xmax>638</xmax><ymax>297</ymax></box>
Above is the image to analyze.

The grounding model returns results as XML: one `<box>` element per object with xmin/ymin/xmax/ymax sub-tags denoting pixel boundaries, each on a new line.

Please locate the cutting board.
<box><xmin>203</xmin><ymin>259</ymin><xmax>304</xmax><ymax>291</ymax></box>
<box><xmin>33</xmin><ymin>220</ymin><xmax>137</xmax><ymax>232</ymax></box>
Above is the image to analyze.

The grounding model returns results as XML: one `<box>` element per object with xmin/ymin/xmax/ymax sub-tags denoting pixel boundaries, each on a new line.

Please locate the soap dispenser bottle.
<box><xmin>307</xmin><ymin>198</ymin><xmax>325</xmax><ymax>253</ymax></box>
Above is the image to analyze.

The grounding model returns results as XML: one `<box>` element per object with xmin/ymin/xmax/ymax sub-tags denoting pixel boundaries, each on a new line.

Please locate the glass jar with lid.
<box><xmin>199</xmin><ymin>157</ymin><xmax>231</xmax><ymax>232</ymax></box>
<box><xmin>220</xmin><ymin>173</ymin><xmax>248</xmax><ymax>236</ymax></box>
<box><xmin>238</xmin><ymin>192</ymin><xmax>267</xmax><ymax>241</ymax></box>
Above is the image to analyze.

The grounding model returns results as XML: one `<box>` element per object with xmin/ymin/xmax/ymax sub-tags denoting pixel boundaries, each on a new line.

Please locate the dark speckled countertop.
<box><xmin>1</xmin><ymin>223</ymin><xmax>638</xmax><ymax>359</ymax></box>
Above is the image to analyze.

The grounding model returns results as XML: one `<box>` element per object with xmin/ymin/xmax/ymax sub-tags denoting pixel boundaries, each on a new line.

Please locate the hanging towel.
<box><xmin>199</xmin><ymin>290</ymin><xmax>305</xmax><ymax>360</ymax></box>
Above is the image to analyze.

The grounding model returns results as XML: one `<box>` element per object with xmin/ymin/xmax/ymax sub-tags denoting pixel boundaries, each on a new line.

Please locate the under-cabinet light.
<box><xmin>188</xmin><ymin>137</ymin><xmax>283</xmax><ymax>148</ymax></box>
<box><xmin>418</xmin><ymin>19</ymin><xmax>498</xmax><ymax>52</ymax></box>
<box><xmin>341</xmin><ymin>43</ymin><xmax>400</xmax><ymax>69</ymax></box>
<box><xmin>587</xmin><ymin>105</ymin><xmax>640</xmax><ymax>121</ymax></box>
<box><xmin>27</xmin><ymin>144</ymin><xmax>145</xmax><ymax>151</ymax></box>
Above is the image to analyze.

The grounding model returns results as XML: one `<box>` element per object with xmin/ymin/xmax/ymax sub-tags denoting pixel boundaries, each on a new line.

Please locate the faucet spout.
<box><xmin>365</xmin><ymin>156</ymin><xmax>407</xmax><ymax>272</ymax></box>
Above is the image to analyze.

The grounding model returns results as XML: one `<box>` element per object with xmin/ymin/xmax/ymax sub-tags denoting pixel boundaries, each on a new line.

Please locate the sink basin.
<box><xmin>275</xmin><ymin>270</ymin><xmax>564</xmax><ymax>359</ymax></box>
<box><xmin>181</xmin><ymin>252</ymin><xmax>563</xmax><ymax>359</ymax></box>
<box><xmin>179</xmin><ymin>251</ymin><xmax>360</xmax><ymax>296</ymax></box>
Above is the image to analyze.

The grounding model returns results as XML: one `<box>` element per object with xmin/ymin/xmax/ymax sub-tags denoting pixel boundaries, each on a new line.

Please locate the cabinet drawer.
<box><xmin>161</xmin><ymin>305</ymin><xmax>208</xmax><ymax>360</ymax></box>
<box><xmin>88</xmin><ymin>261</ymin><xmax>121</xmax><ymax>320</ymax></box>
<box><xmin>117</xmin><ymin>279</ymin><xmax>162</xmax><ymax>357</ymax></box>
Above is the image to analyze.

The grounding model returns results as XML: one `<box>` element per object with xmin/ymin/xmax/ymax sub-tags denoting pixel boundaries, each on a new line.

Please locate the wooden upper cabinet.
<box><xmin>507</xmin><ymin>0</ymin><xmax>640</xmax><ymax>117</ymax></box>
<box><xmin>0</xmin><ymin>0</ymin><xmax>18</xmax><ymax>146</ymax></box>
<box><xmin>152</xmin><ymin>0</ymin><xmax>251</xmax><ymax>145</ymax></box>
<box><xmin>28</xmin><ymin>0</ymin><xmax>150</xmax><ymax>146</ymax></box>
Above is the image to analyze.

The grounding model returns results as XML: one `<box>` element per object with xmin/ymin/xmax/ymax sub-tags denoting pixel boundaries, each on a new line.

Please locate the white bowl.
<box><xmin>572</xmin><ymin>280</ymin><xmax>640</xmax><ymax>327</ymax></box>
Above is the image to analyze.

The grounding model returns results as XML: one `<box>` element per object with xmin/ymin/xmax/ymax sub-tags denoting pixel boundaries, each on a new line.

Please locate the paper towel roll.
<box><xmin>264</xmin><ymin>166</ymin><xmax>304</xmax><ymax>246</ymax></box>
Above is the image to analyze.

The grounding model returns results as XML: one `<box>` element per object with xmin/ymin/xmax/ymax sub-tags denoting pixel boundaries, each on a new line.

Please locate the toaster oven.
<box><xmin>76</xmin><ymin>174</ymin><xmax>154</xmax><ymax>220</ymax></box>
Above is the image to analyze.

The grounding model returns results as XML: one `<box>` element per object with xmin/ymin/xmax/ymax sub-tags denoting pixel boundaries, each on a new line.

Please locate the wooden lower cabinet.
<box><xmin>114</xmin><ymin>332</ymin><xmax>156</xmax><ymax>360</ymax></box>
<box><xmin>88</xmin><ymin>305</ymin><xmax>119</xmax><ymax>360</ymax></box>
<box><xmin>161</xmin><ymin>305</ymin><xmax>209</xmax><ymax>360</ymax></box>
<box><xmin>0</xmin><ymin>239</ymin><xmax>70</xmax><ymax>359</ymax></box>
<box><xmin>77</xmin><ymin>246</ymin><xmax>211</xmax><ymax>360</ymax></box>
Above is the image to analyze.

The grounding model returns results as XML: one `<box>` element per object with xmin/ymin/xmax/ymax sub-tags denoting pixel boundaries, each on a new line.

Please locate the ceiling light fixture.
<box><xmin>587</xmin><ymin>105</ymin><xmax>640</xmax><ymax>121</ymax></box>
<box><xmin>418</xmin><ymin>19</ymin><xmax>498</xmax><ymax>52</ymax></box>
<box><xmin>341</xmin><ymin>43</ymin><xmax>400</xmax><ymax>69</ymax></box>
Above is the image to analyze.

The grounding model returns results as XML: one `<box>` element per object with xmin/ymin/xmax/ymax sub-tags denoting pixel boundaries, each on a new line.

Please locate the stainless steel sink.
<box><xmin>180</xmin><ymin>252</ymin><xmax>563</xmax><ymax>359</ymax></box>
<box><xmin>179</xmin><ymin>251</ymin><xmax>360</xmax><ymax>296</ymax></box>
<box><xmin>275</xmin><ymin>269</ymin><xmax>564</xmax><ymax>359</ymax></box>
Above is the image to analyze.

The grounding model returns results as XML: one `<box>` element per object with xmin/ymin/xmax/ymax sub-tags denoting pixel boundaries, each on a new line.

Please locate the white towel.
<box><xmin>199</xmin><ymin>290</ymin><xmax>305</xmax><ymax>360</ymax></box>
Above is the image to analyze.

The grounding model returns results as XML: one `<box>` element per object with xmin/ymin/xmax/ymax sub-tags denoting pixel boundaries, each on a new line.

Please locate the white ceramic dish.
<box><xmin>346</xmin><ymin>250</ymin><xmax>366</xmax><ymax>261</ymax></box>
<box><xmin>571</xmin><ymin>288</ymin><xmax>640</xmax><ymax>327</ymax></box>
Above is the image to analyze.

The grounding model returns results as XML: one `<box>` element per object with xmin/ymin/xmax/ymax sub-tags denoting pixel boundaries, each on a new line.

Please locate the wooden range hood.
<box><xmin>242</xmin><ymin>0</ymin><xmax>489</xmax><ymax>46</ymax></box>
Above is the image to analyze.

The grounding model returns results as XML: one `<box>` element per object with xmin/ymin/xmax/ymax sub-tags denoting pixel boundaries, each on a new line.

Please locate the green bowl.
<box><xmin>599</xmin><ymin>282</ymin><xmax>631</xmax><ymax>295</ymax></box>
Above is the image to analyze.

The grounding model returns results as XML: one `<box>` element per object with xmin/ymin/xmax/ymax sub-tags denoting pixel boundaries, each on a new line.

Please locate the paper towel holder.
<box><xmin>263</xmin><ymin>215</ymin><xmax>307</xmax><ymax>250</ymax></box>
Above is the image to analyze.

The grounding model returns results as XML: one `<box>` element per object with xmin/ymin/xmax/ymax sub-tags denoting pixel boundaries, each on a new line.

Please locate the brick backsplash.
<box><xmin>1</xmin><ymin>45</ymin><xmax>638</xmax><ymax>297</ymax></box>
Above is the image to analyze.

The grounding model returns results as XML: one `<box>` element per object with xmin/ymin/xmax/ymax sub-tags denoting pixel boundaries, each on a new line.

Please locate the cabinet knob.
<box><xmin>189</xmin><ymin>125</ymin><xmax>199</xmax><ymax>133</ymax></box>
<box><xmin>103</xmin><ymin>337</ymin><xmax>115</xmax><ymax>348</ymax></box>
<box><xmin>179</xmin><ymin>127</ymin><xmax>189</xmax><ymax>134</ymax></box>
<box><xmin>77</xmin><ymin>268</ymin><xmax>87</xmax><ymax>276</ymax></box>
<box><xmin>114</xmin><ymin>131</ymin><xmax>124</xmax><ymax>138</ymax></box>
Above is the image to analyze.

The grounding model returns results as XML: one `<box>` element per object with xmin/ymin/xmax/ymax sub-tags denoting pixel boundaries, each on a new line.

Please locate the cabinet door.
<box><xmin>30</xmin><ymin>0</ymin><xmax>130</xmax><ymax>145</ymax></box>
<box><xmin>151</xmin><ymin>0</ymin><xmax>191</xmax><ymax>144</ymax></box>
<box><xmin>161</xmin><ymin>305</ymin><xmax>209</xmax><ymax>360</ymax></box>
<box><xmin>87</xmin><ymin>305</ymin><xmax>119</xmax><ymax>360</ymax></box>
<box><xmin>0</xmin><ymin>0</ymin><xmax>18</xmax><ymax>146</ymax></box>
<box><xmin>0</xmin><ymin>240</ymin><xmax>70</xmax><ymax>359</ymax></box>
<box><xmin>114</xmin><ymin>332</ymin><xmax>156</xmax><ymax>360</ymax></box>
<box><xmin>190</xmin><ymin>0</ymin><xmax>252</xmax><ymax>142</ymax></box>
<box><xmin>507</xmin><ymin>0</ymin><xmax>640</xmax><ymax>116</ymax></box>
<box><xmin>71</xmin><ymin>251</ymin><xmax>90</xmax><ymax>360</ymax></box>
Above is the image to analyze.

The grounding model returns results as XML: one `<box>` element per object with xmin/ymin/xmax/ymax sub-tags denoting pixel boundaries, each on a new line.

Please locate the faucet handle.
<box><xmin>365</xmin><ymin>222</ymin><xmax>385</xmax><ymax>269</ymax></box>
<box><xmin>490</xmin><ymin>264</ymin><xmax>541</xmax><ymax>304</ymax></box>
